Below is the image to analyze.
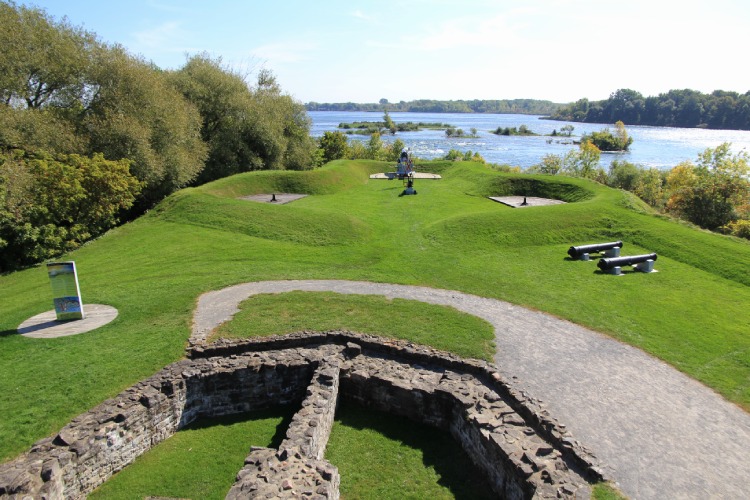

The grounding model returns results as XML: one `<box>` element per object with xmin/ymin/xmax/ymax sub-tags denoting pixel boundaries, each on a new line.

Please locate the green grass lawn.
<box><xmin>213</xmin><ymin>291</ymin><xmax>495</xmax><ymax>360</ymax></box>
<box><xmin>1</xmin><ymin>159</ymin><xmax>748</xmax><ymax>491</ymax></box>
<box><xmin>88</xmin><ymin>407</ymin><xmax>294</xmax><ymax>499</ymax></box>
<box><xmin>326</xmin><ymin>401</ymin><xmax>494</xmax><ymax>499</ymax></box>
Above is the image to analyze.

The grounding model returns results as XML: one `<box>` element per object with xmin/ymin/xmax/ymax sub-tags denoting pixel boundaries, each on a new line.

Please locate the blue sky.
<box><xmin>19</xmin><ymin>0</ymin><xmax>750</xmax><ymax>103</ymax></box>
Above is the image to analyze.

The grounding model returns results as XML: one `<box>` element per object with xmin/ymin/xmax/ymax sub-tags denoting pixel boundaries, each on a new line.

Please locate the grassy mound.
<box><xmin>1</xmin><ymin>158</ymin><xmax>748</xmax><ymax>470</ymax></box>
<box><xmin>158</xmin><ymin>190</ymin><xmax>370</xmax><ymax>246</ymax></box>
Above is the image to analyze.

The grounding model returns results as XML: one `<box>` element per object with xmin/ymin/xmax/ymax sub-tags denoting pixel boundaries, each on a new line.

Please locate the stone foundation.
<box><xmin>0</xmin><ymin>332</ymin><xmax>607</xmax><ymax>499</ymax></box>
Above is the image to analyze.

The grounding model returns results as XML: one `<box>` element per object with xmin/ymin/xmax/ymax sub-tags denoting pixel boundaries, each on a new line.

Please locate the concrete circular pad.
<box><xmin>17</xmin><ymin>304</ymin><xmax>118</xmax><ymax>338</ymax></box>
<box><xmin>239</xmin><ymin>193</ymin><xmax>308</xmax><ymax>204</ymax></box>
<box><xmin>489</xmin><ymin>196</ymin><xmax>566</xmax><ymax>208</ymax></box>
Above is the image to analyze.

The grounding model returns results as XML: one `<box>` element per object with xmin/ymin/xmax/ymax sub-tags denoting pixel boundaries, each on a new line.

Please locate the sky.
<box><xmin>18</xmin><ymin>0</ymin><xmax>750</xmax><ymax>104</ymax></box>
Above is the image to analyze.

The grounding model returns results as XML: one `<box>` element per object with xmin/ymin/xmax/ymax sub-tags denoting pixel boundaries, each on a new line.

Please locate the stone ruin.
<box><xmin>0</xmin><ymin>331</ymin><xmax>609</xmax><ymax>499</ymax></box>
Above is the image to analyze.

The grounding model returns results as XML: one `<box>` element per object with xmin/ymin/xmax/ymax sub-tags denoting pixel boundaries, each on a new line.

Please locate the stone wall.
<box><xmin>0</xmin><ymin>332</ymin><xmax>608</xmax><ymax>499</ymax></box>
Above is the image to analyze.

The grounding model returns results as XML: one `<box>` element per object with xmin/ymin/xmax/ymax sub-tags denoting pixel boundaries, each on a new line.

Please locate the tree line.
<box><xmin>306</xmin><ymin>98</ymin><xmax>563</xmax><ymax>115</ymax></box>
<box><xmin>0</xmin><ymin>2</ymin><xmax>317</xmax><ymax>272</ymax></box>
<box><xmin>549</xmin><ymin>88</ymin><xmax>750</xmax><ymax>130</ymax></box>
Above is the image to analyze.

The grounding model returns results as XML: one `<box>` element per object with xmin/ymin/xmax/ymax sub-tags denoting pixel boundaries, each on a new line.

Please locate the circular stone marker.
<box><xmin>17</xmin><ymin>304</ymin><xmax>118</xmax><ymax>338</ymax></box>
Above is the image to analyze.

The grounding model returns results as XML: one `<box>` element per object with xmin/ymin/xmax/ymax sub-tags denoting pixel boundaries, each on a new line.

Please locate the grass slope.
<box><xmin>1</xmin><ymin>159</ymin><xmax>749</xmax><ymax>470</ymax></box>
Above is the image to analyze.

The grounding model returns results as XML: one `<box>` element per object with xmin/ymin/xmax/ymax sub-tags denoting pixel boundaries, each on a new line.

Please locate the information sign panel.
<box><xmin>47</xmin><ymin>261</ymin><xmax>85</xmax><ymax>321</ymax></box>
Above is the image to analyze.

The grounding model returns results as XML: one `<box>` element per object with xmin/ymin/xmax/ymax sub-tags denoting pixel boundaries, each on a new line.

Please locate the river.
<box><xmin>309</xmin><ymin>111</ymin><xmax>750</xmax><ymax>170</ymax></box>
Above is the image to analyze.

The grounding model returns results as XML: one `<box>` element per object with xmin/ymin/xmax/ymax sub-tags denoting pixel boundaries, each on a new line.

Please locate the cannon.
<box><xmin>568</xmin><ymin>241</ymin><xmax>623</xmax><ymax>260</ymax></box>
<box><xmin>598</xmin><ymin>253</ymin><xmax>658</xmax><ymax>274</ymax></box>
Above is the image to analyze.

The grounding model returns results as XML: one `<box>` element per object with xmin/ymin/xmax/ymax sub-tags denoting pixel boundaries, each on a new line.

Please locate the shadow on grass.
<box><xmin>183</xmin><ymin>405</ymin><xmax>295</xmax><ymax>450</ymax></box>
<box><xmin>0</xmin><ymin>328</ymin><xmax>20</xmax><ymax>338</ymax></box>
<box><xmin>332</xmin><ymin>400</ymin><xmax>495</xmax><ymax>499</ymax></box>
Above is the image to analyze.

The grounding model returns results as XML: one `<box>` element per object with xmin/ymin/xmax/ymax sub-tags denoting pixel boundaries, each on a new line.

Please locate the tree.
<box><xmin>386</xmin><ymin>138</ymin><xmax>406</xmax><ymax>162</ymax></box>
<box><xmin>0</xmin><ymin>2</ymin><xmax>97</xmax><ymax>109</ymax></box>
<box><xmin>665</xmin><ymin>143</ymin><xmax>750</xmax><ymax>229</ymax></box>
<box><xmin>318</xmin><ymin>131</ymin><xmax>348</xmax><ymax>163</ymax></box>
<box><xmin>83</xmin><ymin>46</ymin><xmax>207</xmax><ymax>206</ymax></box>
<box><xmin>561</xmin><ymin>141</ymin><xmax>602</xmax><ymax>179</ymax></box>
<box><xmin>533</xmin><ymin>154</ymin><xmax>564</xmax><ymax>175</ymax></box>
<box><xmin>366</xmin><ymin>132</ymin><xmax>384</xmax><ymax>160</ymax></box>
<box><xmin>607</xmin><ymin>160</ymin><xmax>641</xmax><ymax>191</ymax></box>
<box><xmin>383</xmin><ymin>109</ymin><xmax>396</xmax><ymax>134</ymax></box>
<box><xmin>633</xmin><ymin>168</ymin><xmax>666</xmax><ymax>208</ymax></box>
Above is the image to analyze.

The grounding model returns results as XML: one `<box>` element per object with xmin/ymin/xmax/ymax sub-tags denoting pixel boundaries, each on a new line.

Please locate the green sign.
<box><xmin>47</xmin><ymin>261</ymin><xmax>85</xmax><ymax>321</ymax></box>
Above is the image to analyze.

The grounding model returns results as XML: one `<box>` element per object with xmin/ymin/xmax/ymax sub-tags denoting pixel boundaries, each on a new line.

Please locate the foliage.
<box><xmin>492</xmin><ymin>124</ymin><xmax>536</xmax><ymax>136</ymax></box>
<box><xmin>551</xmin><ymin>87</ymin><xmax>750</xmax><ymax>130</ymax></box>
<box><xmin>528</xmin><ymin>154</ymin><xmax>563</xmax><ymax>175</ymax></box>
<box><xmin>632</xmin><ymin>167</ymin><xmax>666</xmax><ymax>208</ymax></box>
<box><xmin>341</xmin><ymin>134</ymin><xmax>410</xmax><ymax>163</ymax></box>
<box><xmin>0</xmin><ymin>3</ymin><xmax>208</xmax><ymax>207</ymax></box>
<box><xmin>318</xmin><ymin>131</ymin><xmax>349</xmax><ymax>163</ymax></box>
<box><xmin>382</xmin><ymin>109</ymin><xmax>396</xmax><ymax>134</ymax></box>
<box><xmin>385</xmin><ymin>138</ymin><xmax>406</xmax><ymax>162</ymax></box>
<box><xmin>561</xmin><ymin>141</ymin><xmax>603</xmax><ymax>179</ymax></box>
<box><xmin>0</xmin><ymin>2</ymin><xmax>97</xmax><ymax>109</ymax></box>
<box><xmin>607</xmin><ymin>160</ymin><xmax>641</xmax><ymax>191</ymax></box>
<box><xmin>665</xmin><ymin>143</ymin><xmax>750</xmax><ymax>230</ymax></box>
<box><xmin>443</xmin><ymin>149</ymin><xmax>486</xmax><ymax>163</ymax></box>
<box><xmin>0</xmin><ymin>149</ymin><xmax>141</xmax><ymax>271</ymax></box>
<box><xmin>83</xmin><ymin>46</ymin><xmax>207</xmax><ymax>206</ymax></box>
<box><xmin>337</xmin><ymin>120</ymin><xmax>447</xmax><ymax>134</ymax></box>
<box><xmin>721</xmin><ymin>219</ymin><xmax>750</xmax><ymax>238</ymax></box>
<box><xmin>582</xmin><ymin>121</ymin><xmax>633</xmax><ymax>151</ymax></box>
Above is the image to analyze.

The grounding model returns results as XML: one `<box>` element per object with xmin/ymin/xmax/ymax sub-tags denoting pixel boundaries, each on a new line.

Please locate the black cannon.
<box><xmin>568</xmin><ymin>241</ymin><xmax>623</xmax><ymax>260</ymax></box>
<box><xmin>598</xmin><ymin>253</ymin><xmax>658</xmax><ymax>274</ymax></box>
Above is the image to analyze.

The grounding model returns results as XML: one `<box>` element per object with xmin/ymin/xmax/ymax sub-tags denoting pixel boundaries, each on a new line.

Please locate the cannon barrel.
<box><xmin>568</xmin><ymin>241</ymin><xmax>623</xmax><ymax>259</ymax></box>
<box><xmin>597</xmin><ymin>253</ymin><xmax>657</xmax><ymax>271</ymax></box>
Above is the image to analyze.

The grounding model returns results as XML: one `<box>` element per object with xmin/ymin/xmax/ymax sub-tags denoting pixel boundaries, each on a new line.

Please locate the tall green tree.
<box><xmin>0</xmin><ymin>2</ymin><xmax>96</xmax><ymax>109</ymax></box>
<box><xmin>318</xmin><ymin>131</ymin><xmax>349</xmax><ymax>164</ymax></box>
<box><xmin>83</xmin><ymin>46</ymin><xmax>207</xmax><ymax>205</ymax></box>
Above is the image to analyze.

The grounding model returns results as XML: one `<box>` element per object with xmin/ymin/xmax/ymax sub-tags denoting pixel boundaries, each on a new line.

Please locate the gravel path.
<box><xmin>193</xmin><ymin>280</ymin><xmax>750</xmax><ymax>499</ymax></box>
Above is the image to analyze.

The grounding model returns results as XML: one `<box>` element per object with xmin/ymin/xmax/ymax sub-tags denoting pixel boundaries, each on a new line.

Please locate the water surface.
<box><xmin>310</xmin><ymin>111</ymin><xmax>750</xmax><ymax>170</ymax></box>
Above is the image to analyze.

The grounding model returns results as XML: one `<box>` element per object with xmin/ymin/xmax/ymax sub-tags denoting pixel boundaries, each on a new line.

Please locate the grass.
<box><xmin>212</xmin><ymin>291</ymin><xmax>496</xmax><ymax>360</ymax></box>
<box><xmin>592</xmin><ymin>482</ymin><xmax>629</xmax><ymax>500</ymax></box>
<box><xmin>1</xmin><ymin>159</ymin><xmax>748</xmax><ymax>492</ymax></box>
<box><xmin>325</xmin><ymin>401</ymin><xmax>494</xmax><ymax>499</ymax></box>
<box><xmin>88</xmin><ymin>407</ymin><xmax>294</xmax><ymax>499</ymax></box>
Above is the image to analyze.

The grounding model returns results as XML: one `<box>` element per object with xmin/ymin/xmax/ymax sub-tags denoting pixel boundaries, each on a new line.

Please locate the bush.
<box><xmin>721</xmin><ymin>219</ymin><xmax>750</xmax><ymax>239</ymax></box>
<box><xmin>0</xmin><ymin>150</ymin><xmax>141</xmax><ymax>271</ymax></box>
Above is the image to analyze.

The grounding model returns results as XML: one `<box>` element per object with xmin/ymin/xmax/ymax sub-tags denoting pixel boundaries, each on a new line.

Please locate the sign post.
<box><xmin>46</xmin><ymin>261</ymin><xmax>85</xmax><ymax>321</ymax></box>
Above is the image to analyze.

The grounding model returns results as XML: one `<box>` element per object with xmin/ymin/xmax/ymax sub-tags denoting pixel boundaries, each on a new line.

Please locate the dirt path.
<box><xmin>193</xmin><ymin>280</ymin><xmax>750</xmax><ymax>499</ymax></box>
